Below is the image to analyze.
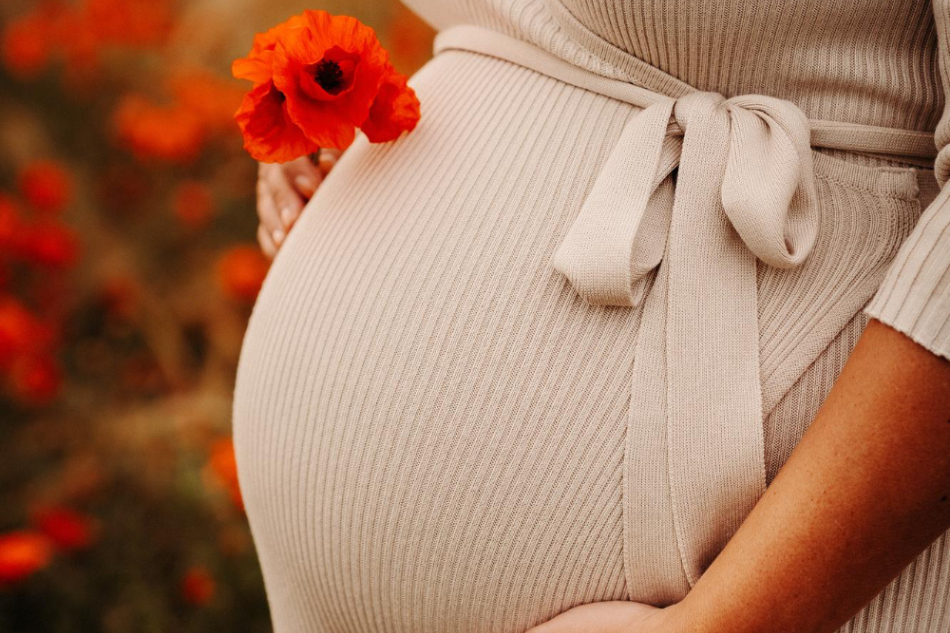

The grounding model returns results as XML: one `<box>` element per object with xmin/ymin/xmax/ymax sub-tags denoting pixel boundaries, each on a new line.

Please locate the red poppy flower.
<box><xmin>360</xmin><ymin>69</ymin><xmax>421</xmax><ymax>143</ymax></box>
<box><xmin>233</xmin><ymin>10</ymin><xmax>420</xmax><ymax>161</ymax></box>
<box><xmin>234</xmin><ymin>80</ymin><xmax>318</xmax><ymax>163</ymax></box>
<box><xmin>232</xmin><ymin>15</ymin><xmax>317</xmax><ymax>162</ymax></box>
<box><xmin>272</xmin><ymin>11</ymin><xmax>390</xmax><ymax>149</ymax></box>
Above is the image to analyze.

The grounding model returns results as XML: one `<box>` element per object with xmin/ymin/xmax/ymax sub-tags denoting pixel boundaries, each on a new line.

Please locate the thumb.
<box><xmin>283</xmin><ymin>156</ymin><xmax>322</xmax><ymax>199</ymax></box>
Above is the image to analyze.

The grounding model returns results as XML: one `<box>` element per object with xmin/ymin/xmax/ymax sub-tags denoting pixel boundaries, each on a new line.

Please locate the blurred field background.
<box><xmin>0</xmin><ymin>1</ymin><xmax>434</xmax><ymax>630</ymax></box>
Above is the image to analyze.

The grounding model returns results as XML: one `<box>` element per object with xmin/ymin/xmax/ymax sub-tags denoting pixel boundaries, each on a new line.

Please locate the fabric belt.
<box><xmin>433</xmin><ymin>24</ymin><xmax>940</xmax><ymax>598</ymax></box>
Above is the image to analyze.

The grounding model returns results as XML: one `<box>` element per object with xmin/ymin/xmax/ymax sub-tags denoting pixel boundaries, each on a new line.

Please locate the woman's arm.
<box><xmin>529</xmin><ymin>317</ymin><xmax>950</xmax><ymax>633</ymax></box>
<box><xmin>672</xmin><ymin>317</ymin><xmax>950</xmax><ymax>633</ymax></box>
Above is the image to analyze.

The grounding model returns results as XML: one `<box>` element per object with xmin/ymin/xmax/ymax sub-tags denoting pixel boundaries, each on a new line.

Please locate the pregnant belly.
<box><xmin>232</xmin><ymin>50</ymin><xmax>645</xmax><ymax>633</ymax></box>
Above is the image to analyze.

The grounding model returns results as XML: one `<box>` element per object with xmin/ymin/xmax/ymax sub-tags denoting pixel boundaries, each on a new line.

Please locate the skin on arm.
<box><xmin>529</xmin><ymin>317</ymin><xmax>950</xmax><ymax>633</ymax></box>
<box><xmin>256</xmin><ymin>148</ymin><xmax>341</xmax><ymax>259</ymax></box>
<box><xmin>674</xmin><ymin>317</ymin><xmax>950</xmax><ymax>633</ymax></box>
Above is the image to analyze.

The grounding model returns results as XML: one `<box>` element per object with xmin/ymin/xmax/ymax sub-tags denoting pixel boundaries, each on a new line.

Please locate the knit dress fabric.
<box><xmin>231</xmin><ymin>1</ymin><xmax>950</xmax><ymax>632</ymax></box>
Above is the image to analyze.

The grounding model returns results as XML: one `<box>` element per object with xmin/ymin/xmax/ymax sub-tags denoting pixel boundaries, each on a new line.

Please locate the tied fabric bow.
<box><xmin>552</xmin><ymin>91</ymin><xmax>820</xmax><ymax>597</ymax></box>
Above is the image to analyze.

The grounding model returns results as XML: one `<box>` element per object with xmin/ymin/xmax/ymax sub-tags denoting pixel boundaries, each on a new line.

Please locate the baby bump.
<box><xmin>232</xmin><ymin>48</ymin><xmax>930</xmax><ymax>632</ymax></box>
<box><xmin>232</xmin><ymin>50</ymin><xmax>645</xmax><ymax>633</ymax></box>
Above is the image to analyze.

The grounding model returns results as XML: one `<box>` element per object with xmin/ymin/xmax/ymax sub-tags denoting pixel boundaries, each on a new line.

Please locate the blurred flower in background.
<box><xmin>0</xmin><ymin>0</ymin><xmax>434</xmax><ymax>630</ymax></box>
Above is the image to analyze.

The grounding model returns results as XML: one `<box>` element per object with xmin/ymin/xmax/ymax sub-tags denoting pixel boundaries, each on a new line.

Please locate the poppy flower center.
<box><xmin>304</xmin><ymin>47</ymin><xmax>359</xmax><ymax>98</ymax></box>
<box><xmin>314</xmin><ymin>59</ymin><xmax>345</xmax><ymax>93</ymax></box>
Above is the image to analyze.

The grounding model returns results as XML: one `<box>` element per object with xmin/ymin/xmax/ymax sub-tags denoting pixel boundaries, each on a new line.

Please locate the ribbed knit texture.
<box><xmin>233</xmin><ymin>30</ymin><xmax>950</xmax><ymax>632</ymax></box>
<box><xmin>406</xmin><ymin>0</ymin><xmax>950</xmax><ymax>361</ymax></box>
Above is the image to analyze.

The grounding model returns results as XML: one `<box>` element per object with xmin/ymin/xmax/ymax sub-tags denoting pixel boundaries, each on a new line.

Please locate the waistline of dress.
<box><xmin>433</xmin><ymin>24</ymin><xmax>940</xmax><ymax>193</ymax></box>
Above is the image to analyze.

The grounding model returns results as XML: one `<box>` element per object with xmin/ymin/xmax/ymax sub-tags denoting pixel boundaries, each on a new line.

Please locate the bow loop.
<box><xmin>721</xmin><ymin>94</ymin><xmax>820</xmax><ymax>269</ymax></box>
<box><xmin>551</xmin><ymin>98</ymin><xmax>680</xmax><ymax>307</ymax></box>
<box><xmin>553</xmin><ymin>89</ymin><xmax>822</xmax><ymax>311</ymax></box>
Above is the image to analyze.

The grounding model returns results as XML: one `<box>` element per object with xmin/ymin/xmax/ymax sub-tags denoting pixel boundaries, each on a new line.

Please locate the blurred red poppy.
<box><xmin>172</xmin><ymin>181</ymin><xmax>215</xmax><ymax>229</ymax></box>
<box><xmin>169</xmin><ymin>70</ymin><xmax>246</xmax><ymax>136</ymax></box>
<box><xmin>181</xmin><ymin>566</ymin><xmax>216</xmax><ymax>605</ymax></box>
<box><xmin>0</xmin><ymin>5</ymin><xmax>59</xmax><ymax>79</ymax></box>
<box><xmin>84</xmin><ymin>0</ymin><xmax>173</xmax><ymax>48</ymax></box>
<box><xmin>0</xmin><ymin>299</ymin><xmax>46</xmax><ymax>372</ymax></box>
<box><xmin>30</xmin><ymin>506</ymin><xmax>98</xmax><ymax>552</ymax></box>
<box><xmin>208</xmin><ymin>438</ymin><xmax>243</xmax><ymax>511</ymax></box>
<box><xmin>10</xmin><ymin>354</ymin><xmax>62</xmax><ymax>405</ymax></box>
<box><xmin>0</xmin><ymin>195</ymin><xmax>23</xmax><ymax>252</ymax></box>
<box><xmin>113</xmin><ymin>94</ymin><xmax>206</xmax><ymax>164</ymax></box>
<box><xmin>21</xmin><ymin>221</ymin><xmax>80</xmax><ymax>269</ymax></box>
<box><xmin>18</xmin><ymin>160</ymin><xmax>73</xmax><ymax>214</ymax></box>
<box><xmin>217</xmin><ymin>245</ymin><xmax>270</xmax><ymax>303</ymax></box>
<box><xmin>0</xmin><ymin>531</ymin><xmax>53</xmax><ymax>584</ymax></box>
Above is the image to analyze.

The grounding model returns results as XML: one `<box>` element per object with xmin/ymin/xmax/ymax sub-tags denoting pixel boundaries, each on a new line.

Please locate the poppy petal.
<box><xmin>360</xmin><ymin>70</ymin><xmax>421</xmax><ymax>143</ymax></box>
<box><xmin>234</xmin><ymin>80</ymin><xmax>318</xmax><ymax>163</ymax></box>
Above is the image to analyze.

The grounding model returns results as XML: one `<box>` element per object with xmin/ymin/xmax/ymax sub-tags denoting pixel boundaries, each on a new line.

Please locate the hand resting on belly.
<box><xmin>255</xmin><ymin>148</ymin><xmax>342</xmax><ymax>259</ymax></box>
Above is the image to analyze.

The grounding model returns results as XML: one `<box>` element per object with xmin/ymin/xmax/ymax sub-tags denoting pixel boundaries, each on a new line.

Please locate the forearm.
<box><xmin>670</xmin><ymin>318</ymin><xmax>950</xmax><ymax>633</ymax></box>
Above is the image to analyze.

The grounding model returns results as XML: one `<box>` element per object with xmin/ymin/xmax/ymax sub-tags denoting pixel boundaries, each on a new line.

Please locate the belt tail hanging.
<box><xmin>661</xmin><ymin>96</ymin><xmax>769</xmax><ymax>587</ymax></box>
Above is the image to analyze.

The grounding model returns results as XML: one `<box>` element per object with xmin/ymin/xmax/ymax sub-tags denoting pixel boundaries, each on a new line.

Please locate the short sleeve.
<box><xmin>861</xmin><ymin>0</ymin><xmax>950</xmax><ymax>361</ymax></box>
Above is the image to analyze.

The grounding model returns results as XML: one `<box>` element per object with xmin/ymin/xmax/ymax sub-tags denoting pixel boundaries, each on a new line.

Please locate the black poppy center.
<box><xmin>314</xmin><ymin>59</ymin><xmax>345</xmax><ymax>94</ymax></box>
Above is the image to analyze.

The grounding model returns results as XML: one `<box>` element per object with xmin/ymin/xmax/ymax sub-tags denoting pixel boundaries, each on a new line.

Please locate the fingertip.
<box><xmin>280</xmin><ymin>205</ymin><xmax>298</xmax><ymax>227</ymax></box>
<box><xmin>293</xmin><ymin>174</ymin><xmax>318</xmax><ymax>198</ymax></box>
<box><xmin>258</xmin><ymin>225</ymin><xmax>277</xmax><ymax>260</ymax></box>
<box><xmin>318</xmin><ymin>149</ymin><xmax>339</xmax><ymax>174</ymax></box>
<box><xmin>258</xmin><ymin>195</ymin><xmax>282</xmax><ymax>234</ymax></box>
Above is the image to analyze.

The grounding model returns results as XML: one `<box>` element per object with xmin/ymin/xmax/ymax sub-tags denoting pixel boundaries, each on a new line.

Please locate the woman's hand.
<box><xmin>256</xmin><ymin>149</ymin><xmax>341</xmax><ymax>259</ymax></box>
<box><xmin>529</xmin><ymin>319</ymin><xmax>950</xmax><ymax>633</ymax></box>
<box><xmin>526</xmin><ymin>600</ymin><xmax>682</xmax><ymax>633</ymax></box>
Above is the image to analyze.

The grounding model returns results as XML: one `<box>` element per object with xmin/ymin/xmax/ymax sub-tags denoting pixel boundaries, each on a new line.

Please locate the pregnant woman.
<box><xmin>233</xmin><ymin>1</ymin><xmax>950</xmax><ymax>632</ymax></box>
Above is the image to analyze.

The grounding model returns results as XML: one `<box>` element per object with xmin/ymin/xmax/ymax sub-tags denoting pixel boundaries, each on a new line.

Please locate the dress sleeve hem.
<box><xmin>863</xmin><ymin>180</ymin><xmax>950</xmax><ymax>360</ymax></box>
<box><xmin>861</xmin><ymin>183</ymin><xmax>950</xmax><ymax>362</ymax></box>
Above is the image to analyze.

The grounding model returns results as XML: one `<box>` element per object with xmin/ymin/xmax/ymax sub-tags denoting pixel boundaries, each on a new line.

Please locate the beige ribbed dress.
<box><xmin>232</xmin><ymin>1</ymin><xmax>950</xmax><ymax>632</ymax></box>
